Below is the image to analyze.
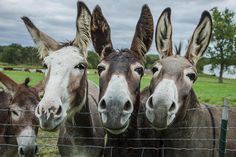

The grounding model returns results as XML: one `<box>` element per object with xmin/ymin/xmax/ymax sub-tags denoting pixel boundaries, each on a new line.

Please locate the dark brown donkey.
<box><xmin>22</xmin><ymin>1</ymin><xmax>104</xmax><ymax>157</ymax></box>
<box><xmin>144</xmin><ymin>8</ymin><xmax>236</xmax><ymax>157</ymax></box>
<box><xmin>91</xmin><ymin>4</ymin><xmax>154</xmax><ymax>157</ymax></box>
<box><xmin>0</xmin><ymin>72</ymin><xmax>41</xmax><ymax>157</ymax></box>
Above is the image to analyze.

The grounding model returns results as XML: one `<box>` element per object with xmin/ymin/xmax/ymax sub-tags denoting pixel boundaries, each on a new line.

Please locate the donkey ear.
<box><xmin>33</xmin><ymin>80</ymin><xmax>45</xmax><ymax>98</ymax></box>
<box><xmin>130</xmin><ymin>4</ymin><xmax>154</xmax><ymax>60</ymax></box>
<box><xmin>73</xmin><ymin>1</ymin><xmax>91</xmax><ymax>57</ymax></box>
<box><xmin>21</xmin><ymin>17</ymin><xmax>61</xmax><ymax>59</ymax></box>
<box><xmin>33</xmin><ymin>80</ymin><xmax>44</xmax><ymax>93</ymax></box>
<box><xmin>0</xmin><ymin>72</ymin><xmax>18</xmax><ymax>94</ymax></box>
<box><xmin>155</xmin><ymin>8</ymin><xmax>173</xmax><ymax>59</ymax></box>
<box><xmin>185</xmin><ymin>11</ymin><xmax>212</xmax><ymax>64</ymax></box>
<box><xmin>91</xmin><ymin>5</ymin><xmax>113</xmax><ymax>58</ymax></box>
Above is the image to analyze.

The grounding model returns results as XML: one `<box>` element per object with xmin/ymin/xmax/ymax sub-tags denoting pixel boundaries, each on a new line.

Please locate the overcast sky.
<box><xmin>0</xmin><ymin>0</ymin><xmax>235</xmax><ymax>54</ymax></box>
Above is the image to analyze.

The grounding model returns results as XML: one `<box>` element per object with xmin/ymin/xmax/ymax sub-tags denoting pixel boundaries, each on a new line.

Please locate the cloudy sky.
<box><xmin>0</xmin><ymin>0</ymin><xmax>236</xmax><ymax>54</ymax></box>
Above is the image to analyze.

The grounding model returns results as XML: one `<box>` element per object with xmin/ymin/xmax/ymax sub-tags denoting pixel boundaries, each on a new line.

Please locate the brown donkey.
<box><xmin>0</xmin><ymin>72</ymin><xmax>41</xmax><ymax>157</ymax></box>
<box><xmin>91</xmin><ymin>4</ymin><xmax>154</xmax><ymax>157</ymax></box>
<box><xmin>144</xmin><ymin>8</ymin><xmax>236</xmax><ymax>157</ymax></box>
<box><xmin>22</xmin><ymin>1</ymin><xmax>104</xmax><ymax>157</ymax></box>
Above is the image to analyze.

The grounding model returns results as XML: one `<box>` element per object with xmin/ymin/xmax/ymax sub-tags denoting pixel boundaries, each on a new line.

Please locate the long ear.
<box><xmin>0</xmin><ymin>72</ymin><xmax>18</xmax><ymax>93</ymax></box>
<box><xmin>91</xmin><ymin>5</ymin><xmax>113</xmax><ymax>58</ymax></box>
<box><xmin>21</xmin><ymin>17</ymin><xmax>61</xmax><ymax>59</ymax></box>
<box><xmin>185</xmin><ymin>11</ymin><xmax>212</xmax><ymax>64</ymax></box>
<box><xmin>73</xmin><ymin>1</ymin><xmax>91</xmax><ymax>57</ymax></box>
<box><xmin>33</xmin><ymin>80</ymin><xmax>44</xmax><ymax>93</ymax></box>
<box><xmin>155</xmin><ymin>8</ymin><xmax>173</xmax><ymax>59</ymax></box>
<box><xmin>130</xmin><ymin>4</ymin><xmax>154</xmax><ymax>60</ymax></box>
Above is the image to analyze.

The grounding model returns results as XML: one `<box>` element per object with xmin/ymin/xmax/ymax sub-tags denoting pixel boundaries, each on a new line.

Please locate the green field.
<box><xmin>3</xmin><ymin>70</ymin><xmax>236</xmax><ymax>105</ymax></box>
<box><xmin>1</xmin><ymin>70</ymin><xmax>236</xmax><ymax>156</ymax></box>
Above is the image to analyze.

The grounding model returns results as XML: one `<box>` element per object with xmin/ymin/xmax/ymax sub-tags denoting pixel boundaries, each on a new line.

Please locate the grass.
<box><xmin>1</xmin><ymin>70</ymin><xmax>236</xmax><ymax>156</ymax></box>
<box><xmin>0</xmin><ymin>63</ymin><xmax>42</xmax><ymax>69</ymax></box>
<box><xmin>2</xmin><ymin>70</ymin><xmax>236</xmax><ymax>105</ymax></box>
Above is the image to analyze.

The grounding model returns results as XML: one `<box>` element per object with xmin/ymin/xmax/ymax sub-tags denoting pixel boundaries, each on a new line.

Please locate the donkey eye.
<box><xmin>186</xmin><ymin>73</ymin><xmax>196</xmax><ymax>81</ymax></box>
<box><xmin>97</xmin><ymin>66</ymin><xmax>105</xmax><ymax>76</ymax></box>
<box><xmin>152</xmin><ymin>67</ymin><xmax>159</xmax><ymax>74</ymax></box>
<box><xmin>135</xmin><ymin>67</ymin><xmax>144</xmax><ymax>76</ymax></box>
<box><xmin>74</xmin><ymin>63</ymin><xmax>85</xmax><ymax>70</ymax></box>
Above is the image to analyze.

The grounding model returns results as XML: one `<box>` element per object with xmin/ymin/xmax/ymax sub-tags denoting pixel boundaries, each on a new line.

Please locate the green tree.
<box><xmin>145</xmin><ymin>54</ymin><xmax>158</xmax><ymax>69</ymax></box>
<box><xmin>87</xmin><ymin>51</ymin><xmax>99</xmax><ymax>69</ymax></box>
<box><xmin>208</xmin><ymin>7</ymin><xmax>236</xmax><ymax>83</ymax></box>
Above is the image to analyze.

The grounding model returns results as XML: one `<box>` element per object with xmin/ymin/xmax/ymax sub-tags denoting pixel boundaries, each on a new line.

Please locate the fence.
<box><xmin>0</xmin><ymin>101</ymin><xmax>235</xmax><ymax>156</ymax></box>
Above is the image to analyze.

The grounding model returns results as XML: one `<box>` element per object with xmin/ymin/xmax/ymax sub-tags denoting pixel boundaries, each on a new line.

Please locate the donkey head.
<box><xmin>91</xmin><ymin>5</ymin><xmax>153</xmax><ymax>134</ymax></box>
<box><xmin>145</xmin><ymin>8</ymin><xmax>212</xmax><ymax>130</ymax></box>
<box><xmin>22</xmin><ymin>1</ymin><xmax>91</xmax><ymax>131</ymax></box>
<box><xmin>0</xmin><ymin>72</ymin><xmax>42</xmax><ymax>157</ymax></box>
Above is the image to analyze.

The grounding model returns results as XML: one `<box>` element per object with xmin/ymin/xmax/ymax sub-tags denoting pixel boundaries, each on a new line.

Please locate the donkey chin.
<box><xmin>105</xmin><ymin>120</ymin><xmax>130</xmax><ymax>135</ymax></box>
<box><xmin>39</xmin><ymin>116</ymin><xmax>65</xmax><ymax>131</ymax></box>
<box><xmin>100</xmin><ymin>110</ymin><xmax>131</xmax><ymax>135</ymax></box>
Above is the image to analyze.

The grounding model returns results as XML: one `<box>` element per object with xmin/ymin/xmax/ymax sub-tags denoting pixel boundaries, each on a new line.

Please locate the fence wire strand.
<box><xmin>0</xmin><ymin>106</ymin><xmax>236</xmax><ymax>155</ymax></box>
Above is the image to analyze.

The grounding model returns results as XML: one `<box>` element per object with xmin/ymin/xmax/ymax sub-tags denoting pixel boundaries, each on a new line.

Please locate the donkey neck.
<box><xmin>161</xmin><ymin>88</ymin><xmax>207</xmax><ymax>136</ymax></box>
<box><xmin>159</xmin><ymin>89</ymin><xmax>216</xmax><ymax>157</ymax></box>
<box><xmin>65</xmin><ymin>74</ymin><xmax>93</xmax><ymax>137</ymax></box>
<box><xmin>173</xmin><ymin>88</ymin><xmax>200</xmax><ymax>125</ymax></box>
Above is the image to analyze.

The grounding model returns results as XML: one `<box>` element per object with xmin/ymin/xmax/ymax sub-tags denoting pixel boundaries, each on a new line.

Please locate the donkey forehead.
<box><xmin>44</xmin><ymin>46</ymin><xmax>86</xmax><ymax>65</ymax></box>
<box><xmin>13</xmin><ymin>87</ymin><xmax>38</xmax><ymax>103</ymax></box>
<box><xmin>159</xmin><ymin>56</ymin><xmax>194</xmax><ymax>74</ymax></box>
<box><xmin>103</xmin><ymin>51</ymin><xmax>141</xmax><ymax>70</ymax></box>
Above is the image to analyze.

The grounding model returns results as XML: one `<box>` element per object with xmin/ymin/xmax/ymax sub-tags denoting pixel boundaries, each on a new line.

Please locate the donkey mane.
<box><xmin>174</xmin><ymin>42</ymin><xmax>182</xmax><ymax>55</ymax></box>
<box><xmin>60</xmin><ymin>40</ymin><xmax>75</xmax><ymax>47</ymax></box>
<box><xmin>104</xmin><ymin>48</ymin><xmax>145</xmax><ymax>63</ymax></box>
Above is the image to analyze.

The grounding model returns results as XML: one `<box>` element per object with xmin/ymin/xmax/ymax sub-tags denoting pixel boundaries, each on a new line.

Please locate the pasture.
<box><xmin>1</xmin><ymin>70</ymin><xmax>236</xmax><ymax>156</ymax></box>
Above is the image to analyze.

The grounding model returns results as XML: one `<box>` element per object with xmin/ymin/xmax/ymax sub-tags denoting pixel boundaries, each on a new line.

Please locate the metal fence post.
<box><xmin>219</xmin><ymin>98</ymin><xmax>229</xmax><ymax>157</ymax></box>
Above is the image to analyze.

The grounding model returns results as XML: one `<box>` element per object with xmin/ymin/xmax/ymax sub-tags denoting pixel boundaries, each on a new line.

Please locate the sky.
<box><xmin>0</xmin><ymin>0</ymin><xmax>236</xmax><ymax>54</ymax></box>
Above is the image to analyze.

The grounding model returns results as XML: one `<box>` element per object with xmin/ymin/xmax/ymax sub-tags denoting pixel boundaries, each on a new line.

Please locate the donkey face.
<box><xmin>22</xmin><ymin>2</ymin><xmax>91</xmax><ymax>131</ymax></box>
<box><xmin>91</xmin><ymin>5</ymin><xmax>153</xmax><ymax>134</ymax></box>
<box><xmin>0</xmin><ymin>73</ymin><xmax>42</xmax><ymax>157</ymax></box>
<box><xmin>145</xmin><ymin>8</ymin><xmax>212</xmax><ymax>130</ymax></box>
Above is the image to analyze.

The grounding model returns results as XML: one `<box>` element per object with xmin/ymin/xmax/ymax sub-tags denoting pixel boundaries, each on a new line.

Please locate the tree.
<box><xmin>208</xmin><ymin>7</ymin><xmax>236</xmax><ymax>83</ymax></box>
<box><xmin>87</xmin><ymin>51</ymin><xmax>99</xmax><ymax>69</ymax></box>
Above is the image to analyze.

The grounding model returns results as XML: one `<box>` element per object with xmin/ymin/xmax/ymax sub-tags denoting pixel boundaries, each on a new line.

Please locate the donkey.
<box><xmin>91</xmin><ymin>4</ymin><xmax>154</xmax><ymax>156</ymax></box>
<box><xmin>0</xmin><ymin>72</ymin><xmax>41</xmax><ymax>157</ymax></box>
<box><xmin>144</xmin><ymin>8</ymin><xmax>236</xmax><ymax>157</ymax></box>
<box><xmin>22</xmin><ymin>1</ymin><xmax>104</xmax><ymax>157</ymax></box>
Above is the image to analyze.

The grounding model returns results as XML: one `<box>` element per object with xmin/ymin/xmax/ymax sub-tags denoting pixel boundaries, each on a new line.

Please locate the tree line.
<box><xmin>0</xmin><ymin>43</ymin><xmax>158</xmax><ymax>69</ymax></box>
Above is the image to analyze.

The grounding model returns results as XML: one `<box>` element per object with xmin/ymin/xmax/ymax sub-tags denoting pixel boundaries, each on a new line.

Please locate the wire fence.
<box><xmin>0</xmin><ymin>105</ymin><xmax>236</xmax><ymax>156</ymax></box>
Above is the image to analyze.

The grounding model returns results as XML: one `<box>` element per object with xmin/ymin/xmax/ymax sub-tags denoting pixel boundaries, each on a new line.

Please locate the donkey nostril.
<box><xmin>36</xmin><ymin>106</ymin><xmax>40</xmax><ymax>116</ymax></box>
<box><xmin>19</xmin><ymin>147</ymin><xmax>24</xmax><ymax>155</ymax></box>
<box><xmin>99</xmin><ymin>99</ymin><xmax>106</xmax><ymax>110</ymax></box>
<box><xmin>35</xmin><ymin>145</ymin><xmax>38</xmax><ymax>154</ymax></box>
<box><xmin>147</xmin><ymin>96</ymin><xmax>154</xmax><ymax>109</ymax></box>
<box><xmin>55</xmin><ymin>106</ymin><xmax>62</xmax><ymax>116</ymax></box>
<box><xmin>169</xmin><ymin>102</ymin><xmax>176</xmax><ymax>112</ymax></box>
<box><xmin>124</xmin><ymin>100</ymin><xmax>132</xmax><ymax>111</ymax></box>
